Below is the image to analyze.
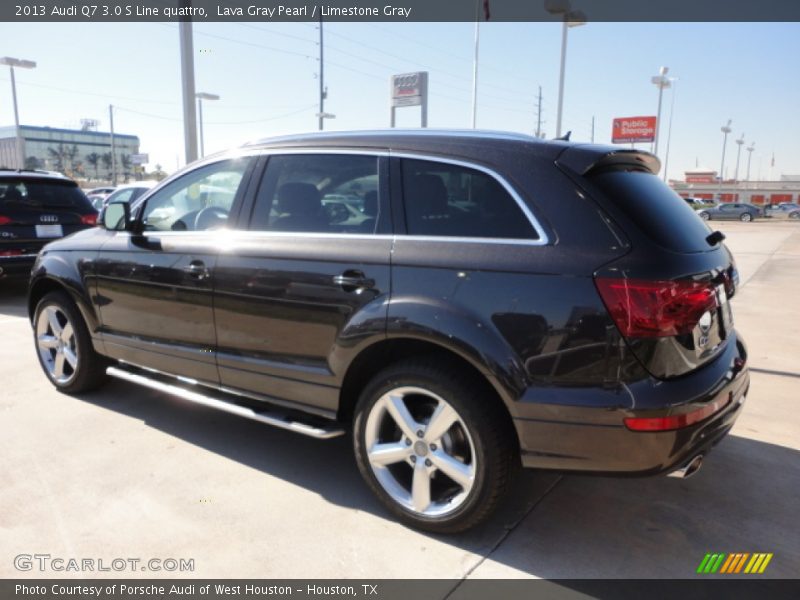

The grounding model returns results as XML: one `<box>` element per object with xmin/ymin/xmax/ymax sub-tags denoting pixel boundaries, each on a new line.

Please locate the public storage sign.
<box><xmin>612</xmin><ymin>116</ymin><xmax>657</xmax><ymax>143</ymax></box>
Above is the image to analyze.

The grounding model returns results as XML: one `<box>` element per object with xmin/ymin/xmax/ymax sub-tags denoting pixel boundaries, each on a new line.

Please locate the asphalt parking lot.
<box><xmin>1</xmin><ymin>220</ymin><xmax>798</xmax><ymax>581</ymax></box>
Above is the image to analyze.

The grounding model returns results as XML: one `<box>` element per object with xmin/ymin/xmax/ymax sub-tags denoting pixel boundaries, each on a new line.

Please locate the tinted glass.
<box><xmin>141</xmin><ymin>158</ymin><xmax>251</xmax><ymax>231</ymax></box>
<box><xmin>400</xmin><ymin>158</ymin><xmax>537</xmax><ymax>239</ymax></box>
<box><xmin>0</xmin><ymin>179</ymin><xmax>90</xmax><ymax>211</ymax></box>
<box><xmin>592</xmin><ymin>170</ymin><xmax>712</xmax><ymax>253</ymax></box>
<box><xmin>250</xmin><ymin>154</ymin><xmax>379</xmax><ymax>234</ymax></box>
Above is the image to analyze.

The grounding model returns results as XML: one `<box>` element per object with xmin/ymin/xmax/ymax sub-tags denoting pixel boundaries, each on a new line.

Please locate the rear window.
<box><xmin>592</xmin><ymin>170</ymin><xmax>711</xmax><ymax>253</ymax></box>
<box><xmin>0</xmin><ymin>178</ymin><xmax>90</xmax><ymax>210</ymax></box>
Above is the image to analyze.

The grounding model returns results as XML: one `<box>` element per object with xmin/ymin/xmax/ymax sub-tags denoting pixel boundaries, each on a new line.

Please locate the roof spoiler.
<box><xmin>555</xmin><ymin>145</ymin><xmax>661</xmax><ymax>176</ymax></box>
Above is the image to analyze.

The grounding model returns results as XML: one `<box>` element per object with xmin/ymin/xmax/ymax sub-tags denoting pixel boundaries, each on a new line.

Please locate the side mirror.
<box><xmin>101</xmin><ymin>201</ymin><xmax>130</xmax><ymax>231</ymax></box>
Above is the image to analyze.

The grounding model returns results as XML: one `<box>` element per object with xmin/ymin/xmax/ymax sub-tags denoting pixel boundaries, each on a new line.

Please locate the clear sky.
<box><xmin>2</xmin><ymin>20</ymin><xmax>799</xmax><ymax>180</ymax></box>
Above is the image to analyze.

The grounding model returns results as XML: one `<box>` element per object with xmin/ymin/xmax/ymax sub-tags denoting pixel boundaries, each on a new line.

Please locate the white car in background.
<box><xmin>96</xmin><ymin>181</ymin><xmax>159</xmax><ymax>210</ymax></box>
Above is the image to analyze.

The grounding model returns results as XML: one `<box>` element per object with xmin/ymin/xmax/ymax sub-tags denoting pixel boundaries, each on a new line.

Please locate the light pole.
<box><xmin>545</xmin><ymin>1</ymin><xmax>586</xmax><ymax>138</ymax></box>
<box><xmin>733</xmin><ymin>134</ymin><xmax>745</xmax><ymax>182</ymax></box>
<box><xmin>195</xmin><ymin>92</ymin><xmax>219</xmax><ymax>158</ymax></box>
<box><xmin>651</xmin><ymin>66</ymin><xmax>671</xmax><ymax>156</ymax></box>
<box><xmin>0</xmin><ymin>56</ymin><xmax>37</xmax><ymax>169</ymax></box>
<box><xmin>718</xmin><ymin>119</ymin><xmax>732</xmax><ymax>201</ymax></box>
<box><xmin>662</xmin><ymin>76</ymin><xmax>678</xmax><ymax>182</ymax></box>
<box><xmin>746</xmin><ymin>143</ymin><xmax>755</xmax><ymax>181</ymax></box>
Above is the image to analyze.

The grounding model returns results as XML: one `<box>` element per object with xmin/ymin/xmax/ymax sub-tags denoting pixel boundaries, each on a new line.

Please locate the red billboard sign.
<box><xmin>612</xmin><ymin>116</ymin><xmax>657</xmax><ymax>143</ymax></box>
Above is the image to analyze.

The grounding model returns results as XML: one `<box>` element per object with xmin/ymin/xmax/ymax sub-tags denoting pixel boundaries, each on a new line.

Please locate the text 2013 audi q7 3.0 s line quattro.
<box><xmin>27</xmin><ymin>131</ymin><xmax>749</xmax><ymax>532</ymax></box>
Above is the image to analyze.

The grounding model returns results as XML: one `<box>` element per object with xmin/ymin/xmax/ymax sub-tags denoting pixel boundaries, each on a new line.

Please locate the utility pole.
<box><xmin>734</xmin><ymin>134</ymin><xmax>745</xmax><ymax>181</ymax></box>
<box><xmin>746</xmin><ymin>143</ymin><xmax>755</xmax><ymax>181</ymax></box>
<box><xmin>534</xmin><ymin>86</ymin><xmax>544</xmax><ymax>137</ymax></box>
<box><xmin>109</xmin><ymin>104</ymin><xmax>117</xmax><ymax>185</ymax></box>
<box><xmin>318</xmin><ymin>15</ymin><xmax>324</xmax><ymax>130</ymax></box>
<box><xmin>179</xmin><ymin>1</ymin><xmax>198</xmax><ymax>165</ymax></box>
<box><xmin>590</xmin><ymin>115</ymin><xmax>595</xmax><ymax>143</ymax></box>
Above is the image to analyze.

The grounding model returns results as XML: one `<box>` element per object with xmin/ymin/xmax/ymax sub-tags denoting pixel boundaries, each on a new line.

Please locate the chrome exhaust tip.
<box><xmin>668</xmin><ymin>454</ymin><xmax>704</xmax><ymax>479</ymax></box>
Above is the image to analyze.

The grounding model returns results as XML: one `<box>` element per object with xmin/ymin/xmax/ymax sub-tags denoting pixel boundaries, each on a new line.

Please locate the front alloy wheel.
<box><xmin>353</xmin><ymin>359</ymin><xmax>515</xmax><ymax>533</ymax></box>
<box><xmin>33</xmin><ymin>291</ymin><xmax>108</xmax><ymax>393</ymax></box>
<box><xmin>740</xmin><ymin>212</ymin><xmax>753</xmax><ymax>222</ymax></box>
<box><xmin>36</xmin><ymin>305</ymin><xmax>79</xmax><ymax>385</ymax></box>
<box><xmin>700</xmin><ymin>212</ymin><xmax>710</xmax><ymax>221</ymax></box>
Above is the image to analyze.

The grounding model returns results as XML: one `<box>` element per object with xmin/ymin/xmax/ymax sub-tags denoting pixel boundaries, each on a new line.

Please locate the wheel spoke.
<box><xmin>383</xmin><ymin>394</ymin><xmax>421</xmax><ymax>440</ymax></box>
<box><xmin>60</xmin><ymin>322</ymin><xmax>74</xmax><ymax>343</ymax></box>
<box><xmin>53</xmin><ymin>351</ymin><xmax>65</xmax><ymax>379</ymax></box>
<box><xmin>425</xmin><ymin>401</ymin><xmax>459</xmax><ymax>442</ymax></box>
<box><xmin>430</xmin><ymin>452</ymin><xmax>474</xmax><ymax>490</ymax></box>
<box><xmin>368</xmin><ymin>442</ymin><xmax>410</xmax><ymax>467</ymax></box>
<box><xmin>38</xmin><ymin>334</ymin><xmax>59</xmax><ymax>350</ymax></box>
<box><xmin>46</xmin><ymin>307</ymin><xmax>63</xmax><ymax>336</ymax></box>
<box><xmin>411</xmin><ymin>461</ymin><xmax>431</xmax><ymax>512</ymax></box>
<box><xmin>63</xmin><ymin>347</ymin><xmax>78</xmax><ymax>369</ymax></box>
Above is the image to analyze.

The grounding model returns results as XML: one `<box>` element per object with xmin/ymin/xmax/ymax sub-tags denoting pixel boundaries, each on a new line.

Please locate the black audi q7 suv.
<box><xmin>0</xmin><ymin>169</ymin><xmax>97</xmax><ymax>280</ymax></box>
<box><xmin>27</xmin><ymin>130</ymin><xmax>749</xmax><ymax>532</ymax></box>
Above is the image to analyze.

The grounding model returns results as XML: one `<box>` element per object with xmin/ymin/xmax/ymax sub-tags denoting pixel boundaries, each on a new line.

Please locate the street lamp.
<box><xmin>651</xmin><ymin>66</ymin><xmax>671</xmax><ymax>156</ymax></box>
<box><xmin>195</xmin><ymin>92</ymin><xmax>219</xmax><ymax>158</ymax></box>
<box><xmin>733</xmin><ymin>134</ymin><xmax>745</xmax><ymax>182</ymax></box>
<box><xmin>718</xmin><ymin>119</ymin><xmax>732</xmax><ymax>200</ymax></box>
<box><xmin>746</xmin><ymin>143</ymin><xmax>755</xmax><ymax>182</ymax></box>
<box><xmin>545</xmin><ymin>0</ymin><xmax>587</xmax><ymax>138</ymax></box>
<box><xmin>662</xmin><ymin>76</ymin><xmax>678</xmax><ymax>182</ymax></box>
<box><xmin>0</xmin><ymin>56</ymin><xmax>37</xmax><ymax>169</ymax></box>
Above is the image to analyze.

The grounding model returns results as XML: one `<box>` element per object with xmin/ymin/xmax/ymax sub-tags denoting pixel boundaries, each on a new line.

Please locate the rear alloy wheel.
<box><xmin>34</xmin><ymin>291</ymin><xmax>108</xmax><ymax>393</ymax></box>
<box><xmin>700</xmin><ymin>212</ymin><xmax>710</xmax><ymax>221</ymax></box>
<box><xmin>740</xmin><ymin>212</ymin><xmax>753</xmax><ymax>222</ymax></box>
<box><xmin>353</xmin><ymin>359</ymin><xmax>515</xmax><ymax>533</ymax></box>
<box><xmin>789</xmin><ymin>211</ymin><xmax>800</xmax><ymax>220</ymax></box>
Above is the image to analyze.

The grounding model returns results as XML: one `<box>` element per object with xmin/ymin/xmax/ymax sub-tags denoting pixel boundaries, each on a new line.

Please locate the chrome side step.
<box><xmin>106</xmin><ymin>366</ymin><xmax>346</xmax><ymax>440</ymax></box>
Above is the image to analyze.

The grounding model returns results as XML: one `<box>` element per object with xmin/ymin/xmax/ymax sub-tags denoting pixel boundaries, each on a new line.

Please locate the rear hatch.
<box><xmin>557</xmin><ymin>147</ymin><xmax>738</xmax><ymax>379</ymax></box>
<box><xmin>0</xmin><ymin>176</ymin><xmax>97</xmax><ymax>257</ymax></box>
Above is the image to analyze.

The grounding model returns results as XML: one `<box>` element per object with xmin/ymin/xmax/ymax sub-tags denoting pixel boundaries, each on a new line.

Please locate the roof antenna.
<box><xmin>555</xmin><ymin>130</ymin><xmax>571</xmax><ymax>141</ymax></box>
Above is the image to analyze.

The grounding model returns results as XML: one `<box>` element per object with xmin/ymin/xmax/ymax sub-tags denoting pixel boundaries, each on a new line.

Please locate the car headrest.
<box><xmin>363</xmin><ymin>190</ymin><xmax>378</xmax><ymax>216</ymax></box>
<box><xmin>276</xmin><ymin>182</ymin><xmax>321</xmax><ymax>215</ymax></box>
<box><xmin>410</xmin><ymin>174</ymin><xmax>448</xmax><ymax>216</ymax></box>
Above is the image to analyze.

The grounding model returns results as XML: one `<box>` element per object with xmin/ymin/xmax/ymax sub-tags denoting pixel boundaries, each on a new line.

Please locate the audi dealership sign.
<box><xmin>612</xmin><ymin>116</ymin><xmax>657</xmax><ymax>143</ymax></box>
<box><xmin>390</xmin><ymin>71</ymin><xmax>428</xmax><ymax>127</ymax></box>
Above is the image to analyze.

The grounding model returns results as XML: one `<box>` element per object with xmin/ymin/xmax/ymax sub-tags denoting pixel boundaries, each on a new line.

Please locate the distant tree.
<box><xmin>85</xmin><ymin>153</ymin><xmax>100</xmax><ymax>180</ymax></box>
<box><xmin>64</xmin><ymin>144</ymin><xmax>79</xmax><ymax>176</ymax></box>
<box><xmin>151</xmin><ymin>164</ymin><xmax>167</xmax><ymax>181</ymax></box>
<box><xmin>47</xmin><ymin>145</ymin><xmax>66</xmax><ymax>172</ymax></box>
<box><xmin>120</xmin><ymin>154</ymin><xmax>132</xmax><ymax>183</ymax></box>
<box><xmin>24</xmin><ymin>156</ymin><xmax>43</xmax><ymax>170</ymax></box>
<box><xmin>101</xmin><ymin>152</ymin><xmax>112</xmax><ymax>179</ymax></box>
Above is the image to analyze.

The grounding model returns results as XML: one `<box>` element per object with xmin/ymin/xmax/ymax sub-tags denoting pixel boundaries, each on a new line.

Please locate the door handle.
<box><xmin>333</xmin><ymin>270</ymin><xmax>374</xmax><ymax>292</ymax></box>
<box><xmin>185</xmin><ymin>260</ymin><xmax>210</xmax><ymax>280</ymax></box>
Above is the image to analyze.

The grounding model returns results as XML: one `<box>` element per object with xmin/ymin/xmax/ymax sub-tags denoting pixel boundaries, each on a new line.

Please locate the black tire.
<box><xmin>33</xmin><ymin>291</ymin><xmax>109</xmax><ymax>393</ymax></box>
<box><xmin>352</xmin><ymin>358</ymin><xmax>516</xmax><ymax>533</ymax></box>
<box><xmin>699</xmin><ymin>212</ymin><xmax>710</xmax><ymax>221</ymax></box>
<box><xmin>740</xmin><ymin>212</ymin><xmax>753</xmax><ymax>222</ymax></box>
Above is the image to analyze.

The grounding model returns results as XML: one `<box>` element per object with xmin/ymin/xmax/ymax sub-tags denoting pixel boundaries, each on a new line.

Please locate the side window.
<box><xmin>141</xmin><ymin>158</ymin><xmax>252</xmax><ymax>231</ymax></box>
<box><xmin>400</xmin><ymin>158</ymin><xmax>538</xmax><ymax>240</ymax></box>
<box><xmin>249</xmin><ymin>154</ymin><xmax>380</xmax><ymax>234</ymax></box>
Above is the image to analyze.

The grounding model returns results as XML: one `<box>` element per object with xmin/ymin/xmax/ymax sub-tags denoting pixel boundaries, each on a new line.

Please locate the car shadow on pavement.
<box><xmin>72</xmin><ymin>380</ymin><xmax>554</xmax><ymax>557</ymax></box>
<box><xmin>71</xmin><ymin>381</ymin><xmax>799</xmax><ymax>578</ymax></box>
<box><xmin>0</xmin><ymin>280</ymin><xmax>28</xmax><ymax>319</ymax></box>
<box><xmin>477</xmin><ymin>434</ymin><xmax>800</xmax><ymax>579</ymax></box>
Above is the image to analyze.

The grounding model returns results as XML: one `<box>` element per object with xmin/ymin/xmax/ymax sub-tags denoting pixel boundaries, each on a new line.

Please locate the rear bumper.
<box><xmin>0</xmin><ymin>254</ymin><xmax>37</xmax><ymax>279</ymax></box>
<box><xmin>515</xmin><ymin>333</ymin><xmax>749</xmax><ymax>475</ymax></box>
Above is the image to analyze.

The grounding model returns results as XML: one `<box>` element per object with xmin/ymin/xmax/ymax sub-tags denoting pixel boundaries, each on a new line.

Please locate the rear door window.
<box><xmin>591</xmin><ymin>170</ymin><xmax>712</xmax><ymax>253</ymax></box>
<box><xmin>399</xmin><ymin>158</ymin><xmax>538</xmax><ymax>240</ymax></box>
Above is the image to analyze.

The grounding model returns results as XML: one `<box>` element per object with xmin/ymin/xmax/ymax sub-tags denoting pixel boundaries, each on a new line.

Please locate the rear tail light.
<box><xmin>595</xmin><ymin>277</ymin><xmax>718</xmax><ymax>338</ymax></box>
<box><xmin>624</xmin><ymin>395</ymin><xmax>731</xmax><ymax>431</ymax></box>
<box><xmin>0</xmin><ymin>215</ymin><xmax>12</xmax><ymax>225</ymax></box>
<box><xmin>80</xmin><ymin>213</ymin><xmax>98</xmax><ymax>226</ymax></box>
<box><xmin>0</xmin><ymin>249</ymin><xmax>23</xmax><ymax>257</ymax></box>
